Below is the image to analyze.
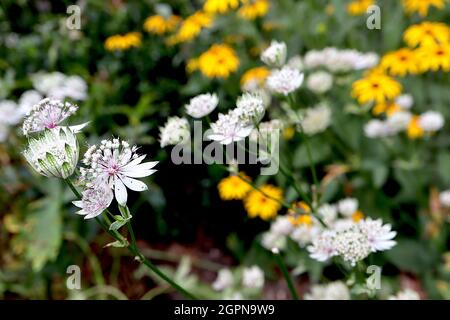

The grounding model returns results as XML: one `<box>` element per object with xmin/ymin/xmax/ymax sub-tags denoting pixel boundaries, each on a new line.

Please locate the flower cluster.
<box><xmin>32</xmin><ymin>72</ymin><xmax>87</xmax><ymax>101</ymax></box>
<box><xmin>104</xmin><ymin>32</ymin><xmax>142</xmax><ymax>51</ymax></box>
<box><xmin>159</xmin><ymin>116</ymin><xmax>191</xmax><ymax>147</ymax></box>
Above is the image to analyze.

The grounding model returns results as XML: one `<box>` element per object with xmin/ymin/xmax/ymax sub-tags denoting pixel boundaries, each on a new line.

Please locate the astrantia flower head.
<box><xmin>305</xmin><ymin>281</ymin><xmax>350</xmax><ymax>300</ymax></box>
<box><xmin>334</xmin><ymin>226</ymin><xmax>371</xmax><ymax>266</ymax></box>
<box><xmin>0</xmin><ymin>100</ymin><xmax>22</xmax><ymax>125</ymax></box>
<box><xmin>260</xmin><ymin>40</ymin><xmax>287</xmax><ymax>67</ymax></box>
<box><xmin>159</xmin><ymin>116</ymin><xmax>191</xmax><ymax>147</ymax></box>
<box><xmin>22</xmin><ymin>98</ymin><xmax>87</xmax><ymax>136</ymax></box>
<box><xmin>23</xmin><ymin>126</ymin><xmax>79</xmax><ymax>179</ymax></box>
<box><xmin>185</xmin><ymin>93</ymin><xmax>218</xmax><ymax>118</ymax></box>
<box><xmin>242</xmin><ymin>265</ymin><xmax>264</xmax><ymax>289</ymax></box>
<box><xmin>395</xmin><ymin>94</ymin><xmax>414</xmax><ymax>109</ymax></box>
<box><xmin>213</xmin><ymin>268</ymin><xmax>234</xmax><ymax>291</ymax></box>
<box><xmin>364</xmin><ymin>119</ymin><xmax>393</xmax><ymax>138</ymax></box>
<box><xmin>358</xmin><ymin>218</ymin><xmax>397</xmax><ymax>252</ymax></box>
<box><xmin>208</xmin><ymin>112</ymin><xmax>253</xmax><ymax>145</ymax></box>
<box><xmin>300</xmin><ymin>103</ymin><xmax>332</xmax><ymax>135</ymax></box>
<box><xmin>338</xmin><ymin>198</ymin><xmax>359</xmax><ymax>217</ymax></box>
<box><xmin>387</xmin><ymin>111</ymin><xmax>412</xmax><ymax>132</ymax></box>
<box><xmin>72</xmin><ymin>184</ymin><xmax>114</xmax><ymax>219</ymax></box>
<box><xmin>307</xmin><ymin>230</ymin><xmax>337</xmax><ymax>262</ymax></box>
<box><xmin>419</xmin><ymin>111</ymin><xmax>444</xmax><ymax>132</ymax></box>
<box><xmin>80</xmin><ymin>138</ymin><xmax>158</xmax><ymax>206</ymax></box>
<box><xmin>306</xmin><ymin>71</ymin><xmax>333</xmax><ymax>94</ymax></box>
<box><xmin>266</xmin><ymin>67</ymin><xmax>304</xmax><ymax>96</ymax></box>
<box><xmin>233</xmin><ymin>92</ymin><xmax>265</xmax><ymax>126</ymax></box>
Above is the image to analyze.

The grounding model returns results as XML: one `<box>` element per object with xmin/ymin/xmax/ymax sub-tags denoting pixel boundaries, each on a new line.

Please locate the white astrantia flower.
<box><xmin>32</xmin><ymin>72</ymin><xmax>66</xmax><ymax>95</ymax></box>
<box><xmin>306</xmin><ymin>71</ymin><xmax>333</xmax><ymax>94</ymax></box>
<box><xmin>307</xmin><ymin>230</ymin><xmax>337</xmax><ymax>262</ymax></box>
<box><xmin>300</xmin><ymin>103</ymin><xmax>332</xmax><ymax>135</ymax></box>
<box><xmin>270</xmin><ymin>216</ymin><xmax>294</xmax><ymax>236</ymax></box>
<box><xmin>185</xmin><ymin>93</ymin><xmax>219</xmax><ymax>118</ymax></box>
<box><xmin>318</xmin><ymin>204</ymin><xmax>338</xmax><ymax>226</ymax></box>
<box><xmin>287</xmin><ymin>55</ymin><xmax>304</xmax><ymax>70</ymax></box>
<box><xmin>208</xmin><ymin>112</ymin><xmax>253</xmax><ymax>145</ymax></box>
<box><xmin>23</xmin><ymin>127</ymin><xmax>79</xmax><ymax>179</ymax></box>
<box><xmin>261</xmin><ymin>231</ymin><xmax>286</xmax><ymax>251</ymax></box>
<box><xmin>364</xmin><ymin>119</ymin><xmax>393</xmax><ymax>138</ymax></box>
<box><xmin>388</xmin><ymin>289</ymin><xmax>420</xmax><ymax>300</ymax></box>
<box><xmin>386</xmin><ymin>111</ymin><xmax>412</xmax><ymax>133</ymax></box>
<box><xmin>419</xmin><ymin>111</ymin><xmax>444</xmax><ymax>132</ymax></box>
<box><xmin>332</xmin><ymin>218</ymin><xmax>356</xmax><ymax>232</ymax></box>
<box><xmin>72</xmin><ymin>184</ymin><xmax>114</xmax><ymax>219</ymax></box>
<box><xmin>233</xmin><ymin>92</ymin><xmax>265</xmax><ymax>127</ymax></box>
<box><xmin>266</xmin><ymin>67</ymin><xmax>304</xmax><ymax>96</ymax></box>
<box><xmin>290</xmin><ymin>224</ymin><xmax>321</xmax><ymax>247</ymax></box>
<box><xmin>334</xmin><ymin>225</ymin><xmax>371</xmax><ymax>266</ymax></box>
<box><xmin>80</xmin><ymin>138</ymin><xmax>158</xmax><ymax>206</ymax></box>
<box><xmin>260</xmin><ymin>40</ymin><xmax>287</xmax><ymax>67</ymax></box>
<box><xmin>242</xmin><ymin>266</ymin><xmax>264</xmax><ymax>289</ymax></box>
<box><xmin>0</xmin><ymin>100</ymin><xmax>22</xmax><ymax>125</ymax></box>
<box><xmin>337</xmin><ymin>198</ymin><xmax>359</xmax><ymax>217</ymax></box>
<box><xmin>32</xmin><ymin>72</ymin><xmax>87</xmax><ymax>101</ymax></box>
<box><xmin>304</xmin><ymin>281</ymin><xmax>350</xmax><ymax>300</ymax></box>
<box><xmin>439</xmin><ymin>190</ymin><xmax>450</xmax><ymax>207</ymax></box>
<box><xmin>358</xmin><ymin>218</ymin><xmax>397</xmax><ymax>252</ymax></box>
<box><xmin>22</xmin><ymin>98</ymin><xmax>88</xmax><ymax>136</ymax></box>
<box><xmin>212</xmin><ymin>268</ymin><xmax>234</xmax><ymax>291</ymax></box>
<box><xmin>0</xmin><ymin>123</ymin><xmax>10</xmax><ymax>142</ymax></box>
<box><xmin>395</xmin><ymin>94</ymin><xmax>414</xmax><ymax>109</ymax></box>
<box><xmin>159</xmin><ymin>116</ymin><xmax>191</xmax><ymax>147</ymax></box>
<box><xmin>18</xmin><ymin>90</ymin><xmax>43</xmax><ymax>116</ymax></box>
<box><xmin>57</xmin><ymin>75</ymin><xmax>88</xmax><ymax>101</ymax></box>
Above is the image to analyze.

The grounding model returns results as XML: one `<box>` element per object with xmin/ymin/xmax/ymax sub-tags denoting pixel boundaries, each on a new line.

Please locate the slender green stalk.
<box><xmin>64</xmin><ymin>179</ymin><xmax>198</xmax><ymax>300</ymax></box>
<box><xmin>272</xmin><ymin>249</ymin><xmax>299</xmax><ymax>300</ymax></box>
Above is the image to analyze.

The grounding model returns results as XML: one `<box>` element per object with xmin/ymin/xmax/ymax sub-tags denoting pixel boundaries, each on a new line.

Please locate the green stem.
<box><xmin>273</xmin><ymin>249</ymin><xmax>299</xmax><ymax>300</ymax></box>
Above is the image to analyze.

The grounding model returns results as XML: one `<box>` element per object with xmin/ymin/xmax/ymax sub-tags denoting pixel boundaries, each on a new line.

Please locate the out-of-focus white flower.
<box><xmin>306</xmin><ymin>71</ymin><xmax>333</xmax><ymax>94</ymax></box>
<box><xmin>291</xmin><ymin>224</ymin><xmax>321</xmax><ymax>247</ymax></box>
<box><xmin>334</xmin><ymin>226</ymin><xmax>371</xmax><ymax>266</ymax></box>
<box><xmin>208</xmin><ymin>112</ymin><xmax>253</xmax><ymax>145</ymax></box>
<box><xmin>439</xmin><ymin>190</ymin><xmax>450</xmax><ymax>207</ymax></box>
<box><xmin>337</xmin><ymin>198</ymin><xmax>358</xmax><ymax>217</ymax></box>
<box><xmin>307</xmin><ymin>230</ymin><xmax>337</xmax><ymax>262</ymax></box>
<box><xmin>364</xmin><ymin>119</ymin><xmax>393</xmax><ymax>138</ymax></box>
<box><xmin>266</xmin><ymin>67</ymin><xmax>304</xmax><ymax>96</ymax></box>
<box><xmin>332</xmin><ymin>218</ymin><xmax>356</xmax><ymax>232</ymax></box>
<box><xmin>80</xmin><ymin>138</ymin><xmax>158</xmax><ymax>206</ymax></box>
<box><xmin>318</xmin><ymin>204</ymin><xmax>338</xmax><ymax>226</ymax></box>
<box><xmin>185</xmin><ymin>93</ymin><xmax>218</xmax><ymax>118</ymax></box>
<box><xmin>261</xmin><ymin>231</ymin><xmax>286</xmax><ymax>251</ymax></box>
<box><xmin>22</xmin><ymin>98</ymin><xmax>87</xmax><ymax>135</ymax></box>
<box><xmin>353</xmin><ymin>52</ymin><xmax>379</xmax><ymax>70</ymax></box>
<box><xmin>223</xmin><ymin>292</ymin><xmax>244</xmax><ymax>300</ymax></box>
<box><xmin>305</xmin><ymin>281</ymin><xmax>350</xmax><ymax>300</ymax></box>
<box><xmin>212</xmin><ymin>269</ymin><xmax>234</xmax><ymax>291</ymax></box>
<box><xmin>260</xmin><ymin>40</ymin><xmax>287</xmax><ymax>67</ymax></box>
<box><xmin>395</xmin><ymin>94</ymin><xmax>414</xmax><ymax>109</ymax></box>
<box><xmin>0</xmin><ymin>123</ymin><xmax>10</xmax><ymax>142</ymax></box>
<box><xmin>304</xmin><ymin>47</ymin><xmax>378</xmax><ymax>72</ymax></box>
<box><xmin>72</xmin><ymin>184</ymin><xmax>114</xmax><ymax>219</ymax></box>
<box><xmin>23</xmin><ymin>127</ymin><xmax>79</xmax><ymax>179</ymax></box>
<box><xmin>233</xmin><ymin>92</ymin><xmax>265</xmax><ymax>126</ymax></box>
<box><xmin>287</xmin><ymin>55</ymin><xmax>304</xmax><ymax>70</ymax></box>
<box><xmin>249</xmin><ymin>119</ymin><xmax>282</xmax><ymax>143</ymax></box>
<box><xmin>419</xmin><ymin>111</ymin><xmax>444</xmax><ymax>132</ymax></box>
<box><xmin>159</xmin><ymin>116</ymin><xmax>191</xmax><ymax>147</ymax></box>
<box><xmin>32</xmin><ymin>72</ymin><xmax>87</xmax><ymax>101</ymax></box>
<box><xmin>242</xmin><ymin>266</ymin><xmax>264</xmax><ymax>289</ymax></box>
<box><xmin>388</xmin><ymin>289</ymin><xmax>420</xmax><ymax>300</ymax></box>
<box><xmin>300</xmin><ymin>103</ymin><xmax>332</xmax><ymax>135</ymax></box>
<box><xmin>0</xmin><ymin>100</ymin><xmax>22</xmax><ymax>125</ymax></box>
<box><xmin>271</xmin><ymin>216</ymin><xmax>294</xmax><ymax>235</ymax></box>
<box><xmin>32</xmin><ymin>72</ymin><xmax>66</xmax><ymax>95</ymax></box>
<box><xmin>18</xmin><ymin>90</ymin><xmax>43</xmax><ymax>116</ymax></box>
<box><xmin>387</xmin><ymin>111</ymin><xmax>412</xmax><ymax>132</ymax></box>
<box><xmin>359</xmin><ymin>218</ymin><xmax>396</xmax><ymax>252</ymax></box>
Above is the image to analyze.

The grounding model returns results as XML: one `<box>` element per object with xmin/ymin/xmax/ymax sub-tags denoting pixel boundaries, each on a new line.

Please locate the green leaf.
<box><xmin>385</xmin><ymin>239</ymin><xmax>437</xmax><ymax>274</ymax></box>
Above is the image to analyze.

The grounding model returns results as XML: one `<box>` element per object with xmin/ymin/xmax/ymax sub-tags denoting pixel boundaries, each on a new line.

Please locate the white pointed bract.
<box><xmin>266</xmin><ymin>66</ymin><xmax>304</xmax><ymax>96</ymax></box>
<box><xmin>208</xmin><ymin>112</ymin><xmax>253</xmax><ymax>145</ymax></box>
<box><xmin>359</xmin><ymin>218</ymin><xmax>397</xmax><ymax>252</ymax></box>
<box><xmin>185</xmin><ymin>93</ymin><xmax>218</xmax><ymax>118</ymax></box>
<box><xmin>80</xmin><ymin>138</ymin><xmax>158</xmax><ymax>206</ymax></box>
<box><xmin>159</xmin><ymin>116</ymin><xmax>190</xmax><ymax>147</ymax></box>
<box><xmin>23</xmin><ymin>127</ymin><xmax>79</xmax><ymax>179</ymax></box>
<box><xmin>22</xmin><ymin>98</ymin><xmax>88</xmax><ymax>136</ymax></box>
<box><xmin>73</xmin><ymin>183</ymin><xmax>114</xmax><ymax>219</ymax></box>
<box><xmin>307</xmin><ymin>230</ymin><xmax>337</xmax><ymax>262</ymax></box>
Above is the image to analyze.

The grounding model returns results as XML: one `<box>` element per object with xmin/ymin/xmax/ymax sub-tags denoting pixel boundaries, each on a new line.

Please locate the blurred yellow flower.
<box><xmin>287</xmin><ymin>201</ymin><xmax>313</xmax><ymax>226</ymax></box>
<box><xmin>238</xmin><ymin>0</ymin><xmax>270</xmax><ymax>20</ymax></box>
<box><xmin>240</xmin><ymin>66</ymin><xmax>270</xmax><ymax>88</ymax></box>
<box><xmin>143</xmin><ymin>15</ymin><xmax>181</xmax><ymax>35</ymax></box>
<box><xmin>416</xmin><ymin>44</ymin><xmax>450</xmax><ymax>72</ymax></box>
<box><xmin>352</xmin><ymin>210</ymin><xmax>364</xmax><ymax>222</ymax></box>
<box><xmin>104</xmin><ymin>32</ymin><xmax>142</xmax><ymax>51</ymax></box>
<box><xmin>186</xmin><ymin>58</ymin><xmax>199</xmax><ymax>73</ymax></box>
<box><xmin>372</xmin><ymin>102</ymin><xmax>401</xmax><ymax>116</ymax></box>
<box><xmin>204</xmin><ymin>0</ymin><xmax>239</xmax><ymax>14</ymax></box>
<box><xmin>198</xmin><ymin>44</ymin><xmax>240</xmax><ymax>78</ymax></box>
<box><xmin>407</xmin><ymin>115</ymin><xmax>424</xmax><ymax>139</ymax></box>
<box><xmin>283</xmin><ymin>126</ymin><xmax>295</xmax><ymax>140</ymax></box>
<box><xmin>218</xmin><ymin>173</ymin><xmax>252</xmax><ymax>200</ymax></box>
<box><xmin>352</xmin><ymin>73</ymin><xmax>402</xmax><ymax>104</ymax></box>
<box><xmin>403</xmin><ymin>22</ymin><xmax>450</xmax><ymax>48</ymax></box>
<box><xmin>347</xmin><ymin>0</ymin><xmax>375</xmax><ymax>16</ymax></box>
<box><xmin>172</xmin><ymin>11</ymin><xmax>213</xmax><ymax>43</ymax></box>
<box><xmin>381</xmin><ymin>48</ymin><xmax>420</xmax><ymax>76</ymax></box>
<box><xmin>402</xmin><ymin>0</ymin><xmax>446</xmax><ymax>17</ymax></box>
<box><xmin>244</xmin><ymin>184</ymin><xmax>283</xmax><ymax>220</ymax></box>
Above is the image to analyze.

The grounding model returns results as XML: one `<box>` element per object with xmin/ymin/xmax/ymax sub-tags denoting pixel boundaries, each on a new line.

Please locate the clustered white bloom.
<box><xmin>80</xmin><ymin>138</ymin><xmax>158</xmax><ymax>206</ymax></box>
<box><xmin>333</xmin><ymin>225</ymin><xmax>372</xmax><ymax>266</ymax></box>
<box><xmin>439</xmin><ymin>190</ymin><xmax>450</xmax><ymax>207</ymax></box>
<box><xmin>212</xmin><ymin>268</ymin><xmax>234</xmax><ymax>291</ymax></box>
<box><xmin>419</xmin><ymin>111</ymin><xmax>445</xmax><ymax>132</ymax></box>
<box><xmin>159</xmin><ymin>116</ymin><xmax>191</xmax><ymax>147</ymax></box>
<box><xmin>242</xmin><ymin>266</ymin><xmax>265</xmax><ymax>289</ymax></box>
<box><xmin>395</xmin><ymin>94</ymin><xmax>414</xmax><ymax>109</ymax></box>
<box><xmin>388</xmin><ymin>288</ymin><xmax>420</xmax><ymax>300</ymax></box>
<box><xmin>185</xmin><ymin>93</ymin><xmax>218</xmax><ymax>118</ymax></box>
<box><xmin>304</xmin><ymin>281</ymin><xmax>350</xmax><ymax>300</ymax></box>
<box><xmin>32</xmin><ymin>72</ymin><xmax>87</xmax><ymax>101</ymax></box>
<box><xmin>22</xmin><ymin>98</ymin><xmax>88</xmax><ymax>135</ymax></box>
<box><xmin>337</xmin><ymin>197</ymin><xmax>359</xmax><ymax>217</ymax></box>
<box><xmin>260</xmin><ymin>40</ymin><xmax>287</xmax><ymax>67</ymax></box>
<box><xmin>266</xmin><ymin>66</ymin><xmax>304</xmax><ymax>96</ymax></box>
<box><xmin>300</xmin><ymin>103</ymin><xmax>332</xmax><ymax>135</ymax></box>
<box><xmin>306</xmin><ymin>71</ymin><xmax>333</xmax><ymax>94</ymax></box>
<box><xmin>73</xmin><ymin>183</ymin><xmax>114</xmax><ymax>219</ymax></box>
<box><xmin>0</xmin><ymin>100</ymin><xmax>23</xmax><ymax>126</ymax></box>
<box><xmin>304</xmin><ymin>47</ymin><xmax>379</xmax><ymax>72</ymax></box>
<box><xmin>23</xmin><ymin>126</ymin><xmax>79</xmax><ymax>179</ymax></box>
